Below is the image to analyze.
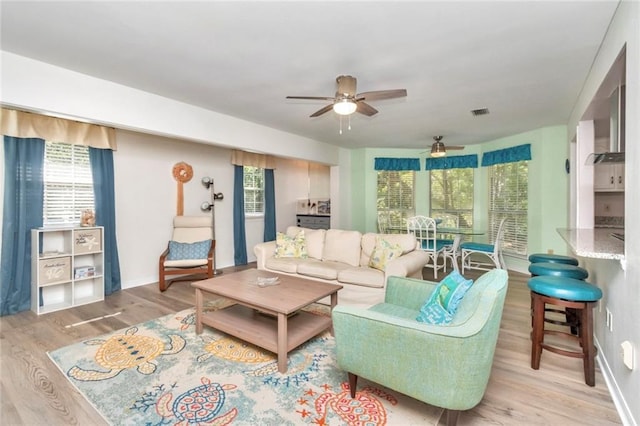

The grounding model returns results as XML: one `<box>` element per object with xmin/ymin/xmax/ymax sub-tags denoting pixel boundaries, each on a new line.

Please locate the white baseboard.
<box><xmin>595</xmin><ymin>337</ymin><xmax>636</xmax><ymax>426</ymax></box>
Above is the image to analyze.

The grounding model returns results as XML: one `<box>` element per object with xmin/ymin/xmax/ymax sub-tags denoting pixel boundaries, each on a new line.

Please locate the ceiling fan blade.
<box><xmin>447</xmin><ymin>146</ymin><xmax>466</xmax><ymax>150</ymax></box>
<box><xmin>287</xmin><ymin>96</ymin><xmax>335</xmax><ymax>101</ymax></box>
<box><xmin>310</xmin><ymin>104</ymin><xmax>334</xmax><ymax>117</ymax></box>
<box><xmin>356</xmin><ymin>101</ymin><xmax>378</xmax><ymax>116</ymax></box>
<box><xmin>356</xmin><ymin>89</ymin><xmax>407</xmax><ymax>101</ymax></box>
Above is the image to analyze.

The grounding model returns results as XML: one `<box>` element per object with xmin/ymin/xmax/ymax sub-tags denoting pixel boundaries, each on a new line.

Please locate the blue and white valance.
<box><xmin>374</xmin><ymin>157</ymin><xmax>421</xmax><ymax>171</ymax></box>
<box><xmin>425</xmin><ymin>154</ymin><xmax>478</xmax><ymax>170</ymax></box>
<box><xmin>481</xmin><ymin>144</ymin><xmax>531</xmax><ymax>166</ymax></box>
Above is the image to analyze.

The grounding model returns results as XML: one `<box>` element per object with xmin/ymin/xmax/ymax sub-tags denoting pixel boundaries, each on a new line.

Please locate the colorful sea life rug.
<box><xmin>48</xmin><ymin>304</ymin><xmax>443</xmax><ymax>425</ymax></box>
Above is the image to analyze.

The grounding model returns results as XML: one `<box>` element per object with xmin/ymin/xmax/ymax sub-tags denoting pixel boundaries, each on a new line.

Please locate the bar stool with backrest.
<box><xmin>528</xmin><ymin>275</ymin><xmax>602</xmax><ymax>386</ymax></box>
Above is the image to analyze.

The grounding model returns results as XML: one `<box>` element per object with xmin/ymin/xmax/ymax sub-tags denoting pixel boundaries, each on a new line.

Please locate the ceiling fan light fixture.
<box><xmin>333</xmin><ymin>98</ymin><xmax>357</xmax><ymax>115</ymax></box>
<box><xmin>431</xmin><ymin>141</ymin><xmax>447</xmax><ymax>157</ymax></box>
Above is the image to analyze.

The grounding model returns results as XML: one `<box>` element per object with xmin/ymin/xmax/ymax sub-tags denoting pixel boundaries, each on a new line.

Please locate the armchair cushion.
<box><xmin>368</xmin><ymin>237</ymin><xmax>403</xmax><ymax>271</ymax></box>
<box><xmin>275</xmin><ymin>231</ymin><xmax>308</xmax><ymax>258</ymax></box>
<box><xmin>167</xmin><ymin>239</ymin><xmax>212</xmax><ymax>261</ymax></box>
<box><xmin>416</xmin><ymin>270</ymin><xmax>473</xmax><ymax>325</ymax></box>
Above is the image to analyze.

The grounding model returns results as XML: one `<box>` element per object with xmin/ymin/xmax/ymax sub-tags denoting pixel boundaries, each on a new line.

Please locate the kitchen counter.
<box><xmin>557</xmin><ymin>228</ymin><xmax>625</xmax><ymax>260</ymax></box>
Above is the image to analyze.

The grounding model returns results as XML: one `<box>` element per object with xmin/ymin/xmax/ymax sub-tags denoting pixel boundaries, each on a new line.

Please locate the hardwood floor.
<box><xmin>0</xmin><ymin>265</ymin><xmax>621</xmax><ymax>425</ymax></box>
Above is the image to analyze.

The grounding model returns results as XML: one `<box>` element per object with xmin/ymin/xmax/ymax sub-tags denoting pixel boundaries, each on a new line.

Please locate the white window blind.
<box><xmin>43</xmin><ymin>141</ymin><xmax>94</xmax><ymax>226</ymax></box>
<box><xmin>376</xmin><ymin>171</ymin><xmax>415</xmax><ymax>229</ymax></box>
<box><xmin>430</xmin><ymin>168</ymin><xmax>474</xmax><ymax>229</ymax></box>
<box><xmin>243</xmin><ymin>166</ymin><xmax>264</xmax><ymax>215</ymax></box>
<box><xmin>488</xmin><ymin>161</ymin><xmax>528</xmax><ymax>256</ymax></box>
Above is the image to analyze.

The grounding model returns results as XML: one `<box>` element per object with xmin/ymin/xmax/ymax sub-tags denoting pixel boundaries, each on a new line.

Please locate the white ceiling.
<box><xmin>0</xmin><ymin>1</ymin><xmax>619</xmax><ymax>150</ymax></box>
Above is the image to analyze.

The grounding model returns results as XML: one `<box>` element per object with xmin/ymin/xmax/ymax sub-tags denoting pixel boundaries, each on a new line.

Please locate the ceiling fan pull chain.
<box><xmin>339</xmin><ymin>116</ymin><xmax>343</xmax><ymax>134</ymax></box>
<box><xmin>348</xmin><ymin>114</ymin><xmax>351</xmax><ymax>131</ymax></box>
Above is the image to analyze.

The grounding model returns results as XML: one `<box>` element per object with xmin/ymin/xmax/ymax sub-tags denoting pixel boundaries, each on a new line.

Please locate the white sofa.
<box><xmin>254</xmin><ymin>226</ymin><xmax>429</xmax><ymax>307</ymax></box>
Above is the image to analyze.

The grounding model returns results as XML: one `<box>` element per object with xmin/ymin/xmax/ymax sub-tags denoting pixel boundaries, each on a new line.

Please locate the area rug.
<box><xmin>48</xmin><ymin>303</ymin><xmax>443</xmax><ymax>425</ymax></box>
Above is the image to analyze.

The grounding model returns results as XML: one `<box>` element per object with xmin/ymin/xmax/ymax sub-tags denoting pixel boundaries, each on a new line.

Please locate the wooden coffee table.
<box><xmin>192</xmin><ymin>269</ymin><xmax>342</xmax><ymax>373</ymax></box>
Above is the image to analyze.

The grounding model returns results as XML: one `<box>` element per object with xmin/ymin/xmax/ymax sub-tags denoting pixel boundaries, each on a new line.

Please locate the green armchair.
<box><xmin>332</xmin><ymin>268</ymin><xmax>508</xmax><ymax>425</ymax></box>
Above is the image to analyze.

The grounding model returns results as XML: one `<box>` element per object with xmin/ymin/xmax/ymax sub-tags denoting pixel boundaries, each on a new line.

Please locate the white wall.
<box><xmin>568</xmin><ymin>1</ymin><xmax>639</xmax><ymax>424</ymax></box>
<box><xmin>113</xmin><ymin>129</ymin><xmax>327</xmax><ymax>288</ymax></box>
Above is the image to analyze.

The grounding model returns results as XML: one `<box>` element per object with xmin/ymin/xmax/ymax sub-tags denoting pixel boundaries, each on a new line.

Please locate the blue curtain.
<box><xmin>482</xmin><ymin>144</ymin><xmax>532</xmax><ymax>166</ymax></box>
<box><xmin>233</xmin><ymin>165</ymin><xmax>247</xmax><ymax>265</ymax></box>
<box><xmin>374</xmin><ymin>157</ymin><xmax>421</xmax><ymax>171</ymax></box>
<box><xmin>425</xmin><ymin>154</ymin><xmax>478</xmax><ymax>170</ymax></box>
<box><xmin>263</xmin><ymin>168</ymin><xmax>276</xmax><ymax>242</ymax></box>
<box><xmin>1</xmin><ymin>136</ymin><xmax>45</xmax><ymax>316</ymax></box>
<box><xmin>89</xmin><ymin>147</ymin><xmax>121</xmax><ymax>296</ymax></box>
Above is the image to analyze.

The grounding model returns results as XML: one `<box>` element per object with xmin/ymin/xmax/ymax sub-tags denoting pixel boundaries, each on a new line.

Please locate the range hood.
<box><xmin>587</xmin><ymin>151</ymin><xmax>625</xmax><ymax>164</ymax></box>
<box><xmin>587</xmin><ymin>85</ymin><xmax>625</xmax><ymax>164</ymax></box>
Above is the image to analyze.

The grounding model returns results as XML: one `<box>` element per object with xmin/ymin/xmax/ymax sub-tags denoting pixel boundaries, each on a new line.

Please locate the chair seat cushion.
<box><xmin>420</xmin><ymin>239</ymin><xmax>451</xmax><ymax>251</ymax></box>
<box><xmin>460</xmin><ymin>241</ymin><xmax>494</xmax><ymax>253</ymax></box>
<box><xmin>528</xmin><ymin>262</ymin><xmax>588</xmax><ymax>280</ymax></box>
<box><xmin>528</xmin><ymin>276</ymin><xmax>602</xmax><ymax>302</ymax></box>
<box><xmin>528</xmin><ymin>253</ymin><xmax>579</xmax><ymax>265</ymax></box>
<box><xmin>167</xmin><ymin>239</ymin><xmax>211</xmax><ymax>261</ymax></box>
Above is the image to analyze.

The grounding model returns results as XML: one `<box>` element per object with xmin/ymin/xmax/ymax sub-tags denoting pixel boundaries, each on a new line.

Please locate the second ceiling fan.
<box><xmin>286</xmin><ymin>75</ymin><xmax>407</xmax><ymax>117</ymax></box>
<box><xmin>429</xmin><ymin>136</ymin><xmax>465</xmax><ymax>157</ymax></box>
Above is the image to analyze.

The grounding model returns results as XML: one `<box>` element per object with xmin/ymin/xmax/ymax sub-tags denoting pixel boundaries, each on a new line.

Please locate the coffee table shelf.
<box><xmin>201</xmin><ymin>304</ymin><xmax>332</xmax><ymax>354</ymax></box>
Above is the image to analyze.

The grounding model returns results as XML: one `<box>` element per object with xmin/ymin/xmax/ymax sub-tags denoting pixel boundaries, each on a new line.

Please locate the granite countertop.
<box><xmin>556</xmin><ymin>228</ymin><xmax>625</xmax><ymax>260</ymax></box>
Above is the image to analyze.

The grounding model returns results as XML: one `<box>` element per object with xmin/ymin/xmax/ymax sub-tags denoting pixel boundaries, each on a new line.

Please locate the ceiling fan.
<box><xmin>286</xmin><ymin>75</ymin><xmax>407</xmax><ymax>117</ymax></box>
<box><xmin>428</xmin><ymin>136</ymin><xmax>465</xmax><ymax>157</ymax></box>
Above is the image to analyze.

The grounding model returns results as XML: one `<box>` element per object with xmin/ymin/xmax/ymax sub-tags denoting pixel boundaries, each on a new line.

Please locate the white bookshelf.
<box><xmin>31</xmin><ymin>226</ymin><xmax>104</xmax><ymax>315</ymax></box>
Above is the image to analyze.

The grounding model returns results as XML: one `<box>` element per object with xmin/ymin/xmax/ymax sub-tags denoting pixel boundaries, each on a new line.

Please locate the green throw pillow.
<box><xmin>416</xmin><ymin>270</ymin><xmax>474</xmax><ymax>325</ymax></box>
<box><xmin>274</xmin><ymin>231</ymin><xmax>308</xmax><ymax>258</ymax></box>
<box><xmin>368</xmin><ymin>237</ymin><xmax>403</xmax><ymax>271</ymax></box>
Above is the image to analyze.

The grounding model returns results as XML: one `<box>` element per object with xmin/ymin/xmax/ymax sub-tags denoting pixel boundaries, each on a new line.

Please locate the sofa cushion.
<box><xmin>337</xmin><ymin>267</ymin><xmax>385</xmax><ymax>288</ymax></box>
<box><xmin>167</xmin><ymin>239</ymin><xmax>211</xmax><ymax>260</ymax></box>
<box><xmin>298</xmin><ymin>259</ymin><xmax>351</xmax><ymax>280</ymax></box>
<box><xmin>323</xmin><ymin>229</ymin><xmax>362</xmax><ymax>267</ymax></box>
<box><xmin>368</xmin><ymin>237</ymin><xmax>403</xmax><ymax>271</ymax></box>
<box><xmin>286</xmin><ymin>226</ymin><xmax>325</xmax><ymax>260</ymax></box>
<box><xmin>360</xmin><ymin>233</ymin><xmax>417</xmax><ymax>267</ymax></box>
<box><xmin>265</xmin><ymin>257</ymin><xmax>306</xmax><ymax>274</ymax></box>
<box><xmin>275</xmin><ymin>231</ymin><xmax>307</xmax><ymax>258</ymax></box>
<box><xmin>416</xmin><ymin>271</ymin><xmax>474</xmax><ymax>325</ymax></box>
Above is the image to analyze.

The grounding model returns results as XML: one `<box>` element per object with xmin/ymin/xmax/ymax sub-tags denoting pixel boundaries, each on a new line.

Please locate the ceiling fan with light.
<box><xmin>428</xmin><ymin>136</ymin><xmax>465</xmax><ymax>157</ymax></box>
<box><xmin>286</xmin><ymin>75</ymin><xmax>407</xmax><ymax>117</ymax></box>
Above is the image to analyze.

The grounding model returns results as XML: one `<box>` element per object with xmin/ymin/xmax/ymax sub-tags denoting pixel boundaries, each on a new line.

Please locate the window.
<box><xmin>488</xmin><ymin>161</ymin><xmax>528</xmax><ymax>256</ymax></box>
<box><xmin>377</xmin><ymin>171</ymin><xmax>415</xmax><ymax>230</ymax></box>
<box><xmin>43</xmin><ymin>141</ymin><xmax>94</xmax><ymax>226</ymax></box>
<box><xmin>430</xmin><ymin>168</ymin><xmax>474</xmax><ymax>229</ymax></box>
<box><xmin>243</xmin><ymin>166</ymin><xmax>264</xmax><ymax>215</ymax></box>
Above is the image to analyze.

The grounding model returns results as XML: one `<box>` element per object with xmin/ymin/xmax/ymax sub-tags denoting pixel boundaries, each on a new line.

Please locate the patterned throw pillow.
<box><xmin>368</xmin><ymin>237</ymin><xmax>403</xmax><ymax>271</ymax></box>
<box><xmin>275</xmin><ymin>231</ymin><xmax>308</xmax><ymax>258</ymax></box>
<box><xmin>167</xmin><ymin>239</ymin><xmax>212</xmax><ymax>260</ymax></box>
<box><xmin>416</xmin><ymin>270</ymin><xmax>474</xmax><ymax>325</ymax></box>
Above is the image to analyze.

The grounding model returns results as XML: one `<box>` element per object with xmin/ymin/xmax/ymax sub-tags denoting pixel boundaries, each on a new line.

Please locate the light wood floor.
<box><xmin>0</xmin><ymin>264</ymin><xmax>621</xmax><ymax>425</ymax></box>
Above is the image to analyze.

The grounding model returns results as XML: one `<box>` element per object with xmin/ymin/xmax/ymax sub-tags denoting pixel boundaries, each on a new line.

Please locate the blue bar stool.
<box><xmin>528</xmin><ymin>253</ymin><xmax>579</xmax><ymax>266</ymax></box>
<box><xmin>528</xmin><ymin>276</ymin><xmax>603</xmax><ymax>386</ymax></box>
<box><xmin>528</xmin><ymin>262</ymin><xmax>588</xmax><ymax>280</ymax></box>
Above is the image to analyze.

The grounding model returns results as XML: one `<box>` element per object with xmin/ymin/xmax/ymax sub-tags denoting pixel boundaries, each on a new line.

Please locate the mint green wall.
<box><xmin>349</xmin><ymin>125</ymin><xmax>570</xmax><ymax>272</ymax></box>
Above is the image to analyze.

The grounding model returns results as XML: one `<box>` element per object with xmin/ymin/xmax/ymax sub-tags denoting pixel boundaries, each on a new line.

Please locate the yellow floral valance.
<box><xmin>231</xmin><ymin>149</ymin><xmax>276</xmax><ymax>169</ymax></box>
<box><xmin>1</xmin><ymin>108</ymin><xmax>117</xmax><ymax>150</ymax></box>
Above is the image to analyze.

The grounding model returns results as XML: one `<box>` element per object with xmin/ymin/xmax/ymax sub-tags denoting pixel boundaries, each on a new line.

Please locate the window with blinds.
<box><xmin>243</xmin><ymin>166</ymin><xmax>264</xmax><ymax>215</ymax></box>
<box><xmin>376</xmin><ymin>171</ymin><xmax>415</xmax><ymax>230</ymax></box>
<box><xmin>43</xmin><ymin>141</ymin><xmax>94</xmax><ymax>226</ymax></box>
<box><xmin>429</xmin><ymin>168</ymin><xmax>474</xmax><ymax>229</ymax></box>
<box><xmin>488</xmin><ymin>161</ymin><xmax>528</xmax><ymax>256</ymax></box>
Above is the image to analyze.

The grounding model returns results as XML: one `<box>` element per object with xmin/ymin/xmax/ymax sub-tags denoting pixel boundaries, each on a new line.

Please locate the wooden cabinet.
<box><xmin>594</xmin><ymin>164</ymin><xmax>625</xmax><ymax>192</ymax></box>
<box><xmin>31</xmin><ymin>226</ymin><xmax>104</xmax><ymax>315</ymax></box>
<box><xmin>296</xmin><ymin>214</ymin><xmax>330</xmax><ymax>230</ymax></box>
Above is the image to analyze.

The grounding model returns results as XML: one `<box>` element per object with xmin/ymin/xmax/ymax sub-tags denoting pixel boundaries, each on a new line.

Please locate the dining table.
<box><xmin>437</xmin><ymin>227</ymin><xmax>485</xmax><ymax>273</ymax></box>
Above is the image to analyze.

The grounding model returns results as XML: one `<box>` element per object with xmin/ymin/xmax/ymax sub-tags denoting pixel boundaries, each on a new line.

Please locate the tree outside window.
<box><xmin>243</xmin><ymin>166</ymin><xmax>264</xmax><ymax>215</ymax></box>
<box><xmin>430</xmin><ymin>168</ymin><xmax>474</xmax><ymax>229</ymax></box>
<box><xmin>376</xmin><ymin>171</ymin><xmax>415</xmax><ymax>230</ymax></box>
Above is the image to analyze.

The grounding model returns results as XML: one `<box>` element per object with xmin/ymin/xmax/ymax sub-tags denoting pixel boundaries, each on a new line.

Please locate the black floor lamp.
<box><xmin>201</xmin><ymin>176</ymin><xmax>224</xmax><ymax>275</ymax></box>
